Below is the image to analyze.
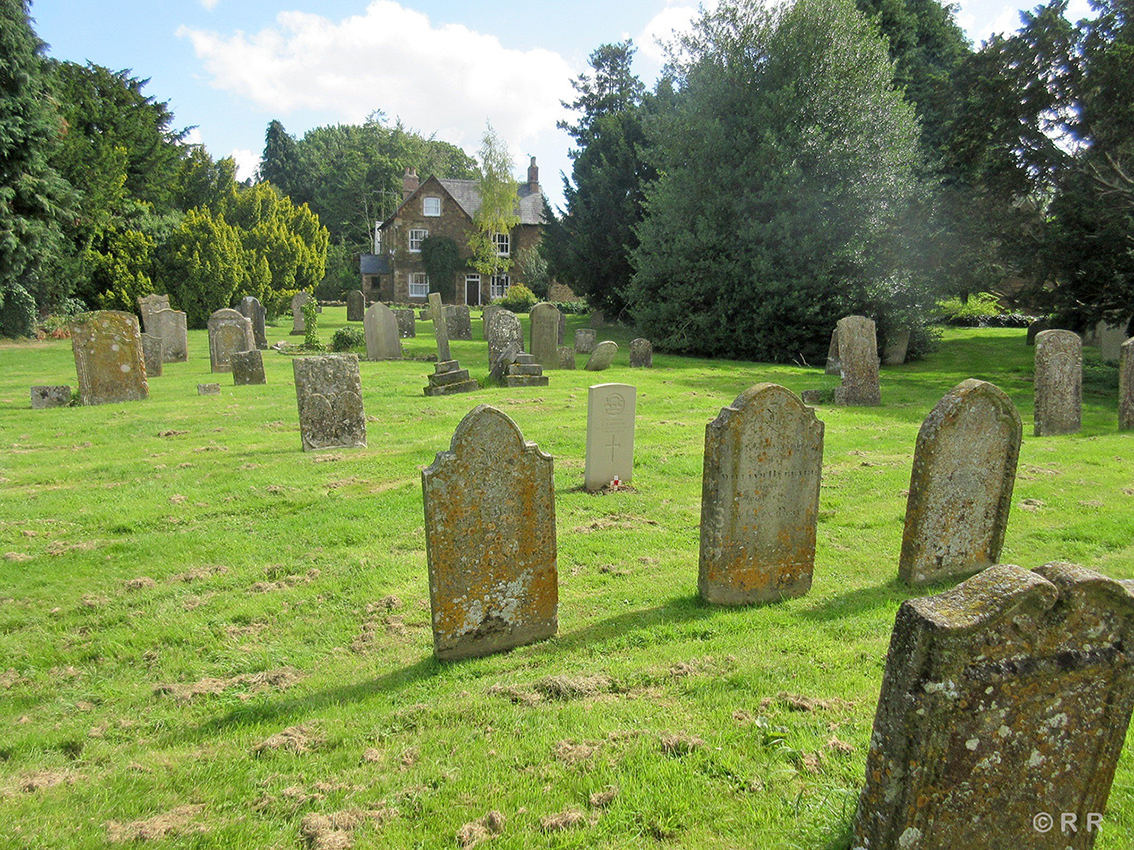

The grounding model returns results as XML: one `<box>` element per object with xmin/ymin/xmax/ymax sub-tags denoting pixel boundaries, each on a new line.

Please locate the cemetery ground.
<box><xmin>1</xmin><ymin>311</ymin><xmax>1133</xmax><ymax>849</ymax></box>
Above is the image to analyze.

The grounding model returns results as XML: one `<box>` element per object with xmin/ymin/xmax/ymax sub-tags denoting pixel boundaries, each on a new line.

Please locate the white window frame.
<box><xmin>490</xmin><ymin>273</ymin><xmax>509</xmax><ymax>300</ymax></box>
<box><xmin>493</xmin><ymin>232</ymin><xmax>510</xmax><ymax>258</ymax></box>
<box><xmin>409</xmin><ymin>228</ymin><xmax>428</xmax><ymax>252</ymax></box>
<box><xmin>464</xmin><ymin>274</ymin><xmax>481</xmax><ymax>305</ymax></box>
<box><xmin>423</xmin><ymin>197</ymin><xmax>441</xmax><ymax>217</ymax></box>
<box><xmin>408</xmin><ymin>273</ymin><xmax>429</xmax><ymax>298</ymax></box>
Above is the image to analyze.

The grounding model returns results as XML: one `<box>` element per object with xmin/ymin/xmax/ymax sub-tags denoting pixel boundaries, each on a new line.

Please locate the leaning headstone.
<box><xmin>293</xmin><ymin>354</ymin><xmax>367</xmax><ymax>452</ymax></box>
<box><xmin>150</xmin><ymin>309</ymin><xmax>188</xmax><ymax>363</ymax></box>
<box><xmin>575</xmin><ymin>328</ymin><xmax>596</xmax><ymax>355</ymax></box>
<box><xmin>490</xmin><ymin>342</ymin><xmax>522</xmax><ymax>384</ymax></box>
<box><xmin>197</xmin><ymin>383</ymin><xmax>220</xmax><ymax>396</ymax></box>
<box><xmin>585</xmin><ymin>383</ymin><xmax>636</xmax><ymax>491</ymax></box>
<box><xmin>364</xmin><ymin>302</ymin><xmax>402</xmax><ymax>360</ymax></box>
<box><xmin>882</xmin><ymin>328</ymin><xmax>910</xmax><ymax>366</ymax></box>
<box><xmin>141</xmin><ymin>333</ymin><xmax>163</xmax><ymax>378</ymax></box>
<box><xmin>1121</xmin><ymin>338</ymin><xmax>1134</xmax><ymax>431</ymax></box>
<box><xmin>529</xmin><ymin>303</ymin><xmax>561</xmax><ymax>368</ymax></box>
<box><xmin>629</xmin><ymin>338</ymin><xmax>653</xmax><ymax>368</ymax></box>
<box><xmin>556</xmin><ymin>346</ymin><xmax>576</xmax><ymax>370</ymax></box>
<box><xmin>428</xmin><ymin>292</ymin><xmax>450</xmax><ymax>362</ymax></box>
<box><xmin>207</xmin><ymin>308</ymin><xmax>255</xmax><ymax>373</ymax></box>
<box><xmin>393</xmin><ymin>308</ymin><xmax>415</xmax><ymax>338</ymax></box>
<box><xmin>445</xmin><ymin>304</ymin><xmax>473</xmax><ymax>341</ymax></box>
<box><xmin>487</xmin><ymin>309</ymin><xmax>524</xmax><ymax>372</ymax></box>
<box><xmin>584</xmin><ymin>340</ymin><xmax>618</xmax><ymax>371</ymax></box>
<box><xmin>290</xmin><ymin>292</ymin><xmax>311</xmax><ymax>335</ymax></box>
<box><xmin>69</xmin><ymin>311</ymin><xmax>149</xmax><ymax>406</ymax></box>
<box><xmin>832</xmin><ymin>315</ymin><xmax>881</xmax><ymax>406</ymax></box>
<box><xmin>424</xmin><ymin>294</ymin><xmax>477</xmax><ymax>396</ymax></box>
<box><xmin>481</xmin><ymin>304</ymin><xmax>502</xmax><ymax>339</ymax></box>
<box><xmin>1033</xmin><ymin>329</ymin><xmax>1082</xmax><ymax>436</ymax></box>
<box><xmin>898</xmin><ymin>380</ymin><xmax>1022</xmax><ymax>586</ymax></box>
<box><xmin>346</xmin><ymin>289</ymin><xmax>365</xmax><ymax>322</ymax></box>
<box><xmin>1026</xmin><ymin>316</ymin><xmax>1049</xmax><ymax>345</ymax></box>
<box><xmin>422</xmin><ymin>405</ymin><xmax>557</xmax><ymax>660</ymax></box>
<box><xmin>238</xmin><ymin>296</ymin><xmax>267</xmax><ymax>349</ymax></box>
<box><xmin>232</xmin><ymin>349</ymin><xmax>266</xmax><ymax>386</ymax></box>
<box><xmin>824</xmin><ymin>327</ymin><xmax>841</xmax><ymax>375</ymax></box>
<box><xmin>699</xmin><ymin>384</ymin><xmax>823</xmax><ymax>605</ymax></box>
<box><xmin>137</xmin><ymin>293</ymin><xmax>169</xmax><ymax>334</ymax></box>
<box><xmin>30</xmin><ymin>386</ymin><xmax>71</xmax><ymax>409</ymax></box>
<box><xmin>852</xmin><ymin>562</ymin><xmax>1134</xmax><ymax>850</ymax></box>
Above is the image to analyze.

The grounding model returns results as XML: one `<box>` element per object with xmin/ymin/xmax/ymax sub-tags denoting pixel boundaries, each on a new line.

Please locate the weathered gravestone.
<box><xmin>556</xmin><ymin>346</ymin><xmax>576</xmax><ymax>370</ymax></box>
<box><xmin>422</xmin><ymin>405</ymin><xmax>557</xmax><ymax>660</ymax></box>
<box><xmin>207</xmin><ymin>308</ymin><xmax>255</xmax><ymax>373</ymax></box>
<box><xmin>393</xmin><ymin>308</ymin><xmax>415</xmax><ymax>338</ymax></box>
<box><xmin>481</xmin><ymin>304</ymin><xmax>502</xmax><ymax>340</ymax></box>
<box><xmin>558</xmin><ymin>311</ymin><xmax>566</xmax><ymax>346</ymax></box>
<box><xmin>1121</xmin><ymin>338</ymin><xmax>1134</xmax><ymax>431</ymax></box>
<box><xmin>346</xmin><ymin>289</ymin><xmax>365</xmax><ymax>322</ymax></box>
<box><xmin>852</xmin><ymin>562</ymin><xmax>1134</xmax><ymax>850</ymax></box>
<box><xmin>238</xmin><ymin>296</ymin><xmax>267</xmax><ymax>349</ymax></box>
<box><xmin>445</xmin><ymin>304</ymin><xmax>473</xmax><ymax>341</ymax></box>
<box><xmin>293</xmin><ymin>354</ymin><xmax>367</xmax><ymax>452</ymax></box>
<box><xmin>290</xmin><ymin>292</ymin><xmax>312</xmax><ymax>335</ymax></box>
<box><xmin>590</xmin><ymin>309</ymin><xmax>604</xmax><ymax>328</ymax></box>
<box><xmin>487</xmin><ymin>310</ymin><xmax>524</xmax><ymax>372</ymax></box>
<box><xmin>70</xmin><ymin>311</ymin><xmax>149</xmax><ymax>406</ymax></box>
<box><xmin>423</xmin><ymin>293</ymin><xmax>477</xmax><ymax>395</ymax></box>
<box><xmin>1034</xmin><ymin>329</ymin><xmax>1082</xmax><ymax>436</ymax></box>
<box><xmin>30</xmin><ymin>386</ymin><xmax>71</xmax><ymax>409</ymax></box>
<box><xmin>1026</xmin><ymin>316</ymin><xmax>1049</xmax><ymax>345</ymax></box>
<box><xmin>150</xmin><ymin>308</ymin><xmax>187</xmax><ymax>363</ymax></box>
<box><xmin>699</xmin><ymin>384</ymin><xmax>823</xmax><ymax>605</ymax></box>
<box><xmin>585</xmin><ymin>383</ymin><xmax>636</xmax><ymax>491</ymax></box>
<box><xmin>530</xmin><ymin>303</ymin><xmax>561</xmax><ymax>368</ymax></box>
<box><xmin>504</xmin><ymin>352</ymin><xmax>548</xmax><ymax>387</ymax></box>
<box><xmin>629</xmin><ymin>338</ymin><xmax>653</xmax><ymax>368</ymax></box>
<box><xmin>882</xmin><ymin>328</ymin><xmax>910</xmax><ymax>366</ymax></box>
<box><xmin>141</xmin><ymin>333</ymin><xmax>163</xmax><ymax>378</ymax></box>
<box><xmin>198</xmin><ymin>383</ymin><xmax>220</xmax><ymax>395</ymax></box>
<box><xmin>575</xmin><ymin>328</ymin><xmax>596</xmax><ymax>355</ymax></box>
<box><xmin>428</xmin><ymin>292</ymin><xmax>450</xmax><ymax>362</ymax></box>
<box><xmin>833</xmin><ymin>315</ymin><xmax>881</xmax><ymax>406</ymax></box>
<box><xmin>364</xmin><ymin>302</ymin><xmax>402</xmax><ymax>360</ymax></box>
<box><xmin>585</xmin><ymin>340</ymin><xmax>618</xmax><ymax>371</ymax></box>
<box><xmin>899</xmin><ymin>380</ymin><xmax>1021</xmax><ymax>586</ymax></box>
<box><xmin>137</xmin><ymin>293</ymin><xmax>169</xmax><ymax>335</ymax></box>
<box><xmin>824</xmin><ymin>327</ymin><xmax>841</xmax><ymax>375</ymax></box>
<box><xmin>232</xmin><ymin>349</ymin><xmax>266</xmax><ymax>386</ymax></box>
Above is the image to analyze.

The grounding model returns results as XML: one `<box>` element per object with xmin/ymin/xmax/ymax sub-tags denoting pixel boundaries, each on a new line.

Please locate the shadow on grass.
<box><xmin>798</xmin><ymin>577</ymin><xmax>919</xmax><ymax>623</ymax></box>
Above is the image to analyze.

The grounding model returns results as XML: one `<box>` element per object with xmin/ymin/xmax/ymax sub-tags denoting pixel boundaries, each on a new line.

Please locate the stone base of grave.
<box><xmin>504</xmin><ymin>353</ymin><xmax>549</xmax><ymax>387</ymax></box>
<box><xmin>424</xmin><ymin>360</ymin><xmax>478</xmax><ymax>396</ymax></box>
<box><xmin>31</xmin><ymin>385</ymin><xmax>72</xmax><ymax>409</ymax></box>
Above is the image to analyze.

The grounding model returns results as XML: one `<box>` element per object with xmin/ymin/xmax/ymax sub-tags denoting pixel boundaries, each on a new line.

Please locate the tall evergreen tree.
<box><xmin>258</xmin><ymin>119</ymin><xmax>302</xmax><ymax>199</ymax></box>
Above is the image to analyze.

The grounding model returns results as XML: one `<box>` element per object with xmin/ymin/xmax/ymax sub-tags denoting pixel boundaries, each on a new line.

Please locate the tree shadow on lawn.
<box><xmin>798</xmin><ymin>576</ymin><xmax>927</xmax><ymax>624</ymax></box>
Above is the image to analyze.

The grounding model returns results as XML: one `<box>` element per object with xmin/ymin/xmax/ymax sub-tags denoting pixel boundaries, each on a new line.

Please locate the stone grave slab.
<box><xmin>238</xmin><ymin>296</ymin><xmax>267</xmax><ymax>349</ymax></box>
<box><xmin>232</xmin><ymin>349</ymin><xmax>266</xmax><ymax>385</ymax></box>
<box><xmin>575</xmin><ymin>328</ymin><xmax>596</xmax><ymax>354</ymax></box>
<box><xmin>70</xmin><ymin>311</ymin><xmax>149</xmax><ymax>406</ymax></box>
<box><xmin>445</xmin><ymin>304</ymin><xmax>473</xmax><ymax>341</ymax></box>
<box><xmin>141</xmin><ymin>333</ymin><xmax>163</xmax><ymax>378</ymax></box>
<box><xmin>290</xmin><ymin>292</ymin><xmax>312</xmax><ymax>335</ymax></box>
<box><xmin>1034</xmin><ymin>329</ymin><xmax>1082</xmax><ymax>436</ymax></box>
<box><xmin>150</xmin><ymin>309</ymin><xmax>187</xmax><ymax>363</ymax></box>
<box><xmin>1121</xmin><ymin>338</ymin><xmax>1134</xmax><ymax>431</ymax></box>
<box><xmin>208</xmin><ymin>308</ymin><xmax>255</xmax><ymax>373</ymax></box>
<box><xmin>530</xmin><ymin>303</ymin><xmax>561</xmax><ymax>368</ymax></box>
<box><xmin>584</xmin><ymin>340</ymin><xmax>617</xmax><ymax>371</ymax></box>
<box><xmin>346</xmin><ymin>289</ymin><xmax>365</xmax><ymax>322</ymax></box>
<box><xmin>293</xmin><ymin>354</ymin><xmax>367</xmax><ymax>452</ymax></box>
<box><xmin>364</xmin><ymin>302</ymin><xmax>402</xmax><ymax>360</ymax></box>
<box><xmin>137</xmin><ymin>293</ymin><xmax>169</xmax><ymax>335</ymax></box>
<box><xmin>585</xmin><ymin>383</ymin><xmax>636</xmax><ymax>491</ymax></box>
<box><xmin>30</xmin><ymin>386</ymin><xmax>71</xmax><ymax>409</ymax></box>
<box><xmin>629</xmin><ymin>338</ymin><xmax>653</xmax><ymax>368</ymax></box>
<box><xmin>833</xmin><ymin>315</ymin><xmax>881</xmax><ymax>406</ymax></box>
<box><xmin>393</xmin><ymin>308</ymin><xmax>416</xmax><ymax>338</ymax></box>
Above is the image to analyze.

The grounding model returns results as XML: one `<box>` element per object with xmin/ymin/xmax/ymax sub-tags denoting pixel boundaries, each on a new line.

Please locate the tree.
<box><xmin>0</xmin><ymin>0</ymin><xmax>74</xmax><ymax>334</ymax></box>
<box><xmin>468</xmin><ymin>124</ymin><xmax>519</xmax><ymax>280</ymax></box>
<box><xmin>626</xmin><ymin>0</ymin><xmax>926</xmax><ymax>362</ymax></box>
<box><xmin>258</xmin><ymin>120</ymin><xmax>302</xmax><ymax>198</ymax></box>
<box><xmin>161</xmin><ymin>208</ymin><xmax>246</xmax><ymax>328</ymax></box>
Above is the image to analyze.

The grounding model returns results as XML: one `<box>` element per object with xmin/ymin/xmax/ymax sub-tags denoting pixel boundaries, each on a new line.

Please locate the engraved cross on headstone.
<box><xmin>607</xmin><ymin>433</ymin><xmax>620</xmax><ymax>462</ymax></box>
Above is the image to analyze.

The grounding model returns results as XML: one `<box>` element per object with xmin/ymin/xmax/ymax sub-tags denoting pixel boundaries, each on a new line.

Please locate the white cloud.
<box><xmin>200</xmin><ymin>0</ymin><xmax>220</xmax><ymax>9</ymax></box>
<box><xmin>637</xmin><ymin>2</ymin><xmax>715</xmax><ymax>64</ymax></box>
<box><xmin>184</xmin><ymin>127</ymin><xmax>204</xmax><ymax>146</ymax></box>
<box><xmin>231</xmin><ymin>148</ymin><xmax>258</xmax><ymax>182</ymax></box>
<box><xmin>177</xmin><ymin>1</ymin><xmax>575</xmax><ymax>153</ymax></box>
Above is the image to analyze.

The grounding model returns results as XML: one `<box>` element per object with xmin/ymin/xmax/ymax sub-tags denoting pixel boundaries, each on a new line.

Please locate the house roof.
<box><xmin>380</xmin><ymin>176</ymin><xmax>545</xmax><ymax>229</ymax></box>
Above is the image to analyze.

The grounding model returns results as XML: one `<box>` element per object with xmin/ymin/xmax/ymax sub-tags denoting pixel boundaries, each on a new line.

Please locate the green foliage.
<box><xmin>86</xmin><ymin>228</ymin><xmax>157</xmax><ymax>312</ymax></box>
<box><xmin>173</xmin><ymin>146</ymin><xmax>237</xmax><ymax>211</ymax></box>
<box><xmin>318</xmin><ymin>242</ymin><xmax>360</xmax><ymax>301</ymax></box>
<box><xmin>936</xmin><ymin>292</ymin><xmax>1002</xmax><ymax>322</ymax></box>
<box><xmin>419</xmin><ymin>235</ymin><xmax>463</xmax><ymax>302</ymax></box>
<box><xmin>468</xmin><ymin>123</ymin><xmax>520</xmax><ymax>278</ymax></box>
<box><xmin>0</xmin><ymin>283</ymin><xmax>37</xmax><ymax>338</ymax></box>
<box><xmin>329</xmin><ymin>325</ymin><xmax>365</xmax><ymax>352</ymax></box>
<box><xmin>301</xmin><ymin>294</ymin><xmax>321</xmax><ymax>349</ymax></box>
<box><xmin>162</xmin><ymin>208</ymin><xmax>246</xmax><ymax>328</ymax></box>
<box><xmin>513</xmin><ymin>245</ymin><xmax>550</xmax><ymax>298</ymax></box>
<box><xmin>627</xmin><ymin>0</ymin><xmax>925</xmax><ymax>362</ymax></box>
<box><xmin>266</xmin><ymin>288</ymin><xmax>300</xmax><ymax>321</ymax></box>
<box><xmin>494</xmin><ymin>283</ymin><xmax>538</xmax><ymax>313</ymax></box>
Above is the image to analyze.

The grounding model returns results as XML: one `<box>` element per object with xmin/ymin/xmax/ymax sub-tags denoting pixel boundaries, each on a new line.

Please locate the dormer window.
<box><xmin>493</xmin><ymin>233</ymin><xmax>510</xmax><ymax>257</ymax></box>
<box><xmin>423</xmin><ymin>197</ymin><xmax>441</xmax><ymax>217</ymax></box>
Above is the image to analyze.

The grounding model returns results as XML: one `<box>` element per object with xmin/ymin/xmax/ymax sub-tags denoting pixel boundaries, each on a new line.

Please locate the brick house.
<box><xmin>360</xmin><ymin>158</ymin><xmax>545</xmax><ymax>306</ymax></box>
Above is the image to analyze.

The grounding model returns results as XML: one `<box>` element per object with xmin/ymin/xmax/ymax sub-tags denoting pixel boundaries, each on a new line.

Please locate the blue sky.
<box><xmin>30</xmin><ymin>0</ymin><xmax>1089</xmax><ymax>211</ymax></box>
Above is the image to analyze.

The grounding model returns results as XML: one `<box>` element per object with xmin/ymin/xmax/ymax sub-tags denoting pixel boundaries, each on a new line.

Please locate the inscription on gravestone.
<box><xmin>1034</xmin><ymin>329</ymin><xmax>1082</xmax><ymax>436</ymax></box>
<box><xmin>585</xmin><ymin>383</ymin><xmax>636</xmax><ymax>491</ymax></box>
<box><xmin>70</xmin><ymin>311</ymin><xmax>149</xmax><ymax>406</ymax></box>
<box><xmin>899</xmin><ymin>379</ymin><xmax>1021</xmax><ymax>586</ymax></box>
<box><xmin>422</xmin><ymin>405</ymin><xmax>557</xmax><ymax>660</ymax></box>
<box><xmin>293</xmin><ymin>354</ymin><xmax>367</xmax><ymax>452</ymax></box>
<box><xmin>699</xmin><ymin>384</ymin><xmax>823</xmax><ymax>605</ymax></box>
<box><xmin>853</xmin><ymin>562</ymin><xmax>1134</xmax><ymax>850</ymax></box>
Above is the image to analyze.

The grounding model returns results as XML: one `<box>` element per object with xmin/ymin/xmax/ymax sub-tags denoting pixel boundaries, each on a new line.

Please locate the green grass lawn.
<box><xmin>1</xmin><ymin>312</ymin><xmax>1132</xmax><ymax>848</ymax></box>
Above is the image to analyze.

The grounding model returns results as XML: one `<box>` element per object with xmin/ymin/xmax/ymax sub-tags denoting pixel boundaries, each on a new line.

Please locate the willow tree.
<box><xmin>468</xmin><ymin>123</ymin><xmax>519</xmax><ymax>282</ymax></box>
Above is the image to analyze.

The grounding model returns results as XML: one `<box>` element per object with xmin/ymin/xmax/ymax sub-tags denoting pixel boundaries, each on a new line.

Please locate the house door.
<box><xmin>465</xmin><ymin>274</ymin><xmax>481</xmax><ymax>306</ymax></box>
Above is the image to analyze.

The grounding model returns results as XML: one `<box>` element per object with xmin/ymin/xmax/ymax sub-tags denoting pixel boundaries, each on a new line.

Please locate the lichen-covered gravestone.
<box><xmin>699</xmin><ymin>384</ymin><xmax>823</xmax><ymax>605</ymax></box>
<box><xmin>198</xmin><ymin>383</ymin><xmax>220</xmax><ymax>395</ymax></box>
<box><xmin>364</xmin><ymin>302</ymin><xmax>402</xmax><ymax>360</ymax></box>
<box><xmin>70</xmin><ymin>311</ymin><xmax>149</xmax><ymax>406</ymax></box>
<box><xmin>556</xmin><ymin>346</ymin><xmax>576</xmax><ymax>370</ymax></box>
<box><xmin>30</xmin><ymin>386</ymin><xmax>71</xmax><ymax>409</ymax></box>
<box><xmin>853</xmin><ymin>562</ymin><xmax>1134</xmax><ymax>850</ymax></box>
<box><xmin>141</xmin><ymin>333</ymin><xmax>163</xmax><ymax>378</ymax></box>
<box><xmin>150</xmin><ymin>308</ymin><xmax>187</xmax><ymax>363</ymax></box>
<box><xmin>1121</xmin><ymin>338</ymin><xmax>1134</xmax><ymax>431</ymax></box>
<box><xmin>290</xmin><ymin>292</ymin><xmax>312</xmax><ymax>335</ymax></box>
<box><xmin>422</xmin><ymin>405</ymin><xmax>557</xmax><ymax>660</ymax></box>
<box><xmin>585</xmin><ymin>383</ymin><xmax>636</xmax><ymax>491</ymax></box>
<box><xmin>137</xmin><ymin>293</ymin><xmax>169</xmax><ymax>335</ymax></box>
<box><xmin>346</xmin><ymin>289</ymin><xmax>365</xmax><ymax>322</ymax></box>
<box><xmin>238</xmin><ymin>296</ymin><xmax>267</xmax><ymax>349</ymax></box>
<box><xmin>584</xmin><ymin>340</ymin><xmax>617</xmax><ymax>371</ymax></box>
<box><xmin>445</xmin><ymin>304</ymin><xmax>473</xmax><ymax>341</ymax></box>
<box><xmin>824</xmin><ymin>327</ymin><xmax>840</xmax><ymax>375</ymax></box>
<box><xmin>423</xmin><ymin>294</ymin><xmax>478</xmax><ymax>395</ymax></box>
<box><xmin>629</xmin><ymin>338</ymin><xmax>653</xmax><ymax>368</ymax></box>
<box><xmin>882</xmin><ymin>328</ymin><xmax>910</xmax><ymax>366</ymax></box>
<box><xmin>393</xmin><ymin>308</ymin><xmax>415</xmax><ymax>338</ymax></box>
<box><xmin>487</xmin><ymin>310</ymin><xmax>524</xmax><ymax>374</ymax></box>
<box><xmin>292</xmin><ymin>354</ymin><xmax>367</xmax><ymax>452</ymax></box>
<box><xmin>232</xmin><ymin>349</ymin><xmax>266</xmax><ymax>386</ymax></box>
<box><xmin>899</xmin><ymin>379</ymin><xmax>1021</xmax><ymax>586</ymax></box>
<box><xmin>833</xmin><ymin>315</ymin><xmax>881</xmax><ymax>406</ymax></box>
<box><xmin>575</xmin><ymin>328</ymin><xmax>596</xmax><ymax>355</ymax></box>
<box><xmin>429</xmin><ymin>292</ymin><xmax>450</xmax><ymax>362</ymax></box>
<box><xmin>481</xmin><ymin>304</ymin><xmax>502</xmax><ymax>339</ymax></box>
<box><xmin>1034</xmin><ymin>329</ymin><xmax>1082</xmax><ymax>436</ymax></box>
<box><xmin>530</xmin><ymin>303</ymin><xmax>561</xmax><ymax>368</ymax></box>
<box><xmin>207</xmin><ymin>308</ymin><xmax>255</xmax><ymax>373</ymax></box>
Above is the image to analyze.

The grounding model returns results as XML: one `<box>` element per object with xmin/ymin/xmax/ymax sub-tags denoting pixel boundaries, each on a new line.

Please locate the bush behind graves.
<box><xmin>495</xmin><ymin>284</ymin><xmax>538</xmax><ymax>313</ymax></box>
<box><xmin>330</xmin><ymin>325</ymin><xmax>365</xmax><ymax>352</ymax></box>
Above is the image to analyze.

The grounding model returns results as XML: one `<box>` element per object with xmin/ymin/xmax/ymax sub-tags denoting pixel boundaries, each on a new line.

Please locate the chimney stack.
<box><xmin>527</xmin><ymin>156</ymin><xmax>539</xmax><ymax>193</ymax></box>
<box><xmin>403</xmin><ymin>167</ymin><xmax>419</xmax><ymax>200</ymax></box>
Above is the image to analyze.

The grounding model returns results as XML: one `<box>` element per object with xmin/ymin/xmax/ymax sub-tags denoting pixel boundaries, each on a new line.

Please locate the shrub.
<box><xmin>0</xmin><ymin>284</ymin><xmax>37</xmax><ymax>338</ymax></box>
<box><xmin>266</xmin><ymin>289</ymin><xmax>300</xmax><ymax>321</ymax></box>
<box><xmin>495</xmin><ymin>284</ymin><xmax>538</xmax><ymax>313</ymax></box>
<box><xmin>330</xmin><ymin>326</ymin><xmax>365</xmax><ymax>352</ymax></box>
